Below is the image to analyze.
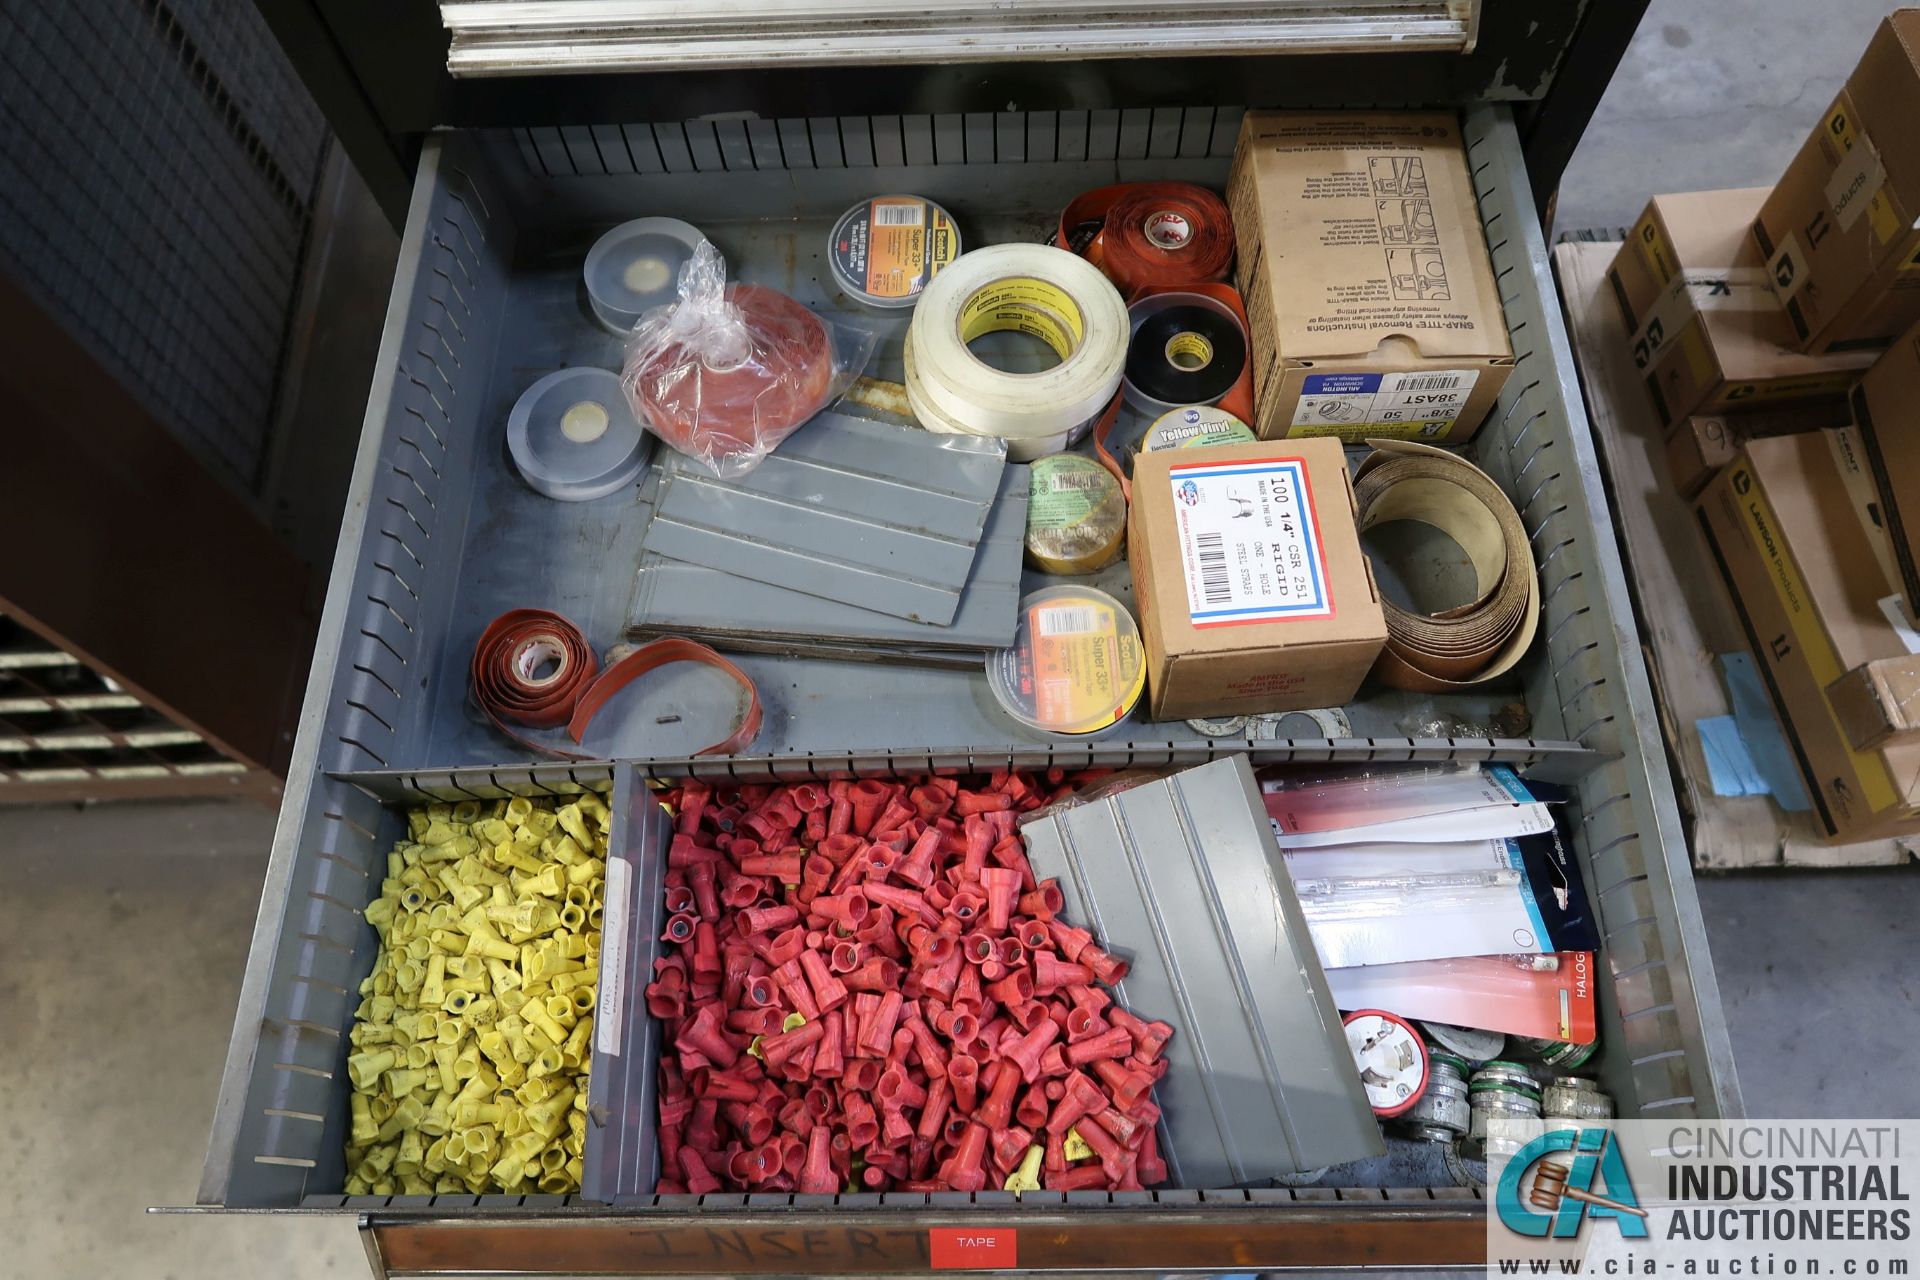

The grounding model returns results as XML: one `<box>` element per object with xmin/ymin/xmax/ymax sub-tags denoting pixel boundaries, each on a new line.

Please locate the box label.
<box><xmin>1630</xmin><ymin>210</ymin><xmax>1678</xmax><ymax>285</ymax></box>
<box><xmin>929</xmin><ymin>1229</ymin><xmax>1016</xmax><ymax>1269</ymax></box>
<box><xmin>1291</xmin><ymin>369</ymin><xmax>1479</xmax><ymax>437</ymax></box>
<box><xmin>1627</xmin><ymin>273</ymin><xmax>1700</xmax><ymax>373</ymax></box>
<box><xmin>1167</xmin><ymin>457</ymin><xmax>1332</xmax><ymax>626</ymax></box>
<box><xmin>1824</xmin><ymin>101</ymin><xmax>1901</xmax><ymax>244</ymax></box>
<box><xmin>1824</xmin><ymin>126</ymin><xmax>1888</xmax><ymax>234</ymax></box>
<box><xmin>595</xmin><ymin>856</ymin><xmax>630</xmax><ymax>1055</ymax></box>
<box><xmin>1766</xmin><ymin>231</ymin><xmax>1811</xmax><ymax>304</ymax></box>
<box><xmin>1825</xmin><ymin>424</ymin><xmax>1903</xmax><ymax>592</ymax></box>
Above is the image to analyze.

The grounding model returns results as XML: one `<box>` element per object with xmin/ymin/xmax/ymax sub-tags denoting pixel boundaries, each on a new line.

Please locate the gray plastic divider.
<box><xmin>1021</xmin><ymin>756</ymin><xmax>1384</xmax><ymax>1185</ymax></box>
<box><xmin>630</xmin><ymin>465</ymin><xmax>1029</xmax><ymax>662</ymax></box>
<box><xmin>582</xmin><ymin>772</ymin><xmax>672</xmax><ymax>1201</ymax></box>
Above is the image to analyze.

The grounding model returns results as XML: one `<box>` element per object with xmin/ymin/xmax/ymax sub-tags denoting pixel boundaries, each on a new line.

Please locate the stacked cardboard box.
<box><xmin>1752</xmin><ymin>10</ymin><xmax>1920</xmax><ymax>354</ymax></box>
<box><xmin>1696</xmin><ymin>429</ymin><xmax>1920</xmax><ymax>841</ymax></box>
<box><xmin>1129</xmin><ymin>438</ymin><xmax>1387</xmax><ymax>721</ymax></box>
<box><xmin>1607</xmin><ymin>188</ymin><xmax>1873</xmax><ymax>442</ymax></box>
<box><xmin>1664</xmin><ymin>408</ymin><xmax>1844</xmax><ymax>500</ymax></box>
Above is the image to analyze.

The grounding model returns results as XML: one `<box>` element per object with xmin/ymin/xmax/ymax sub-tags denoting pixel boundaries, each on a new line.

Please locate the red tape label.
<box><xmin>929</xmin><ymin>1228</ymin><xmax>1017</xmax><ymax>1269</ymax></box>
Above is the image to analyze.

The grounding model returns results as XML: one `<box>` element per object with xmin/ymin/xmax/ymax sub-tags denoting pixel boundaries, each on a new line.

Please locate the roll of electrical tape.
<box><xmin>827</xmin><ymin>195</ymin><xmax>959</xmax><ymax>308</ymax></box>
<box><xmin>583</xmin><ymin>217</ymin><xmax>705</xmax><ymax>332</ymax></box>
<box><xmin>1123</xmin><ymin>295</ymin><xmax>1247</xmax><ymax>413</ymax></box>
<box><xmin>1354</xmin><ymin>440</ymin><xmax>1540</xmax><ymax>691</ymax></box>
<box><xmin>471</xmin><ymin>609</ymin><xmax>599</xmax><ymax>730</ymax></box>
<box><xmin>1025</xmin><ymin>453</ymin><xmax>1126</xmax><ymax>575</ymax></box>
<box><xmin>904</xmin><ymin>244</ymin><xmax>1128</xmax><ymax>460</ymax></box>
<box><xmin>1141</xmin><ymin>405</ymin><xmax>1256</xmax><ymax>452</ymax></box>
<box><xmin>508</xmin><ymin>368</ymin><xmax>653</xmax><ymax>501</ymax></box>
<box><xmin>985</xmin><ymin>586</ymin><xmax>1145</xmax><ymax>737</ymax></box>
<box><xmin>1057</xmin><ymin>183</ymin><xmax>1235</xmax><ymax>294</ymax></box>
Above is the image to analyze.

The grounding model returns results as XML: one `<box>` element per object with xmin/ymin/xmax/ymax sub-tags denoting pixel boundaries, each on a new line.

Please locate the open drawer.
<box><xmin>192</xmin><ymin>102</ymin><xmax>1740</xmax><ymax>1273</ymax></box>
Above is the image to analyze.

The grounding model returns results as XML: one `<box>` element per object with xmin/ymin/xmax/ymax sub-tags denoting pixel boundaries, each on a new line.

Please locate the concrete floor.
<box><xmin>9</xmin><ymin>1</ymin><xmax>1920</xmax><ymax>1276</ymax></box>
<box><xmin>0</xmin><ymin>801</ymin><xmax>363</xmax><ymax>1275</ymax></box>
<box><xmin>1554</xmin><ymin>0</ymin><xmax>1911</xmax><ymax>233</ymax></box>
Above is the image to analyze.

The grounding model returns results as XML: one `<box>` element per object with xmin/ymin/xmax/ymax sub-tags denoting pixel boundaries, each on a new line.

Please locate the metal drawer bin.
<box><xmin>200</xmin><ymin>766</ymin><xmax>666</xmax><ymax>1210</ymax></box>
<box><xmin>195</xmin><ymin>103</ymin><xmax>1740</xmax><ymax>1263</ymax></box>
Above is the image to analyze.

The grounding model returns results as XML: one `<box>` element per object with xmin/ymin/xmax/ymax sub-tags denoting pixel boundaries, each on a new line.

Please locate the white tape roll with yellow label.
<box><xmin>905</xmin><ymin>244</ymin><xmax>1128</xmax><ymax>461</ymax></box>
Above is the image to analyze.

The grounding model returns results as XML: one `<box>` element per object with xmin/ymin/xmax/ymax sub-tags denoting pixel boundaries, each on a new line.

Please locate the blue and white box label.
<box><xmin>1292</xmin><ymin>368</ymin><xmax>1479</xmax><ymax>434</ymax></box>
<box><xmin>1167</xmin><ymin>456</ymin><xmax>1333</xmax><ymax>626</ymax></box>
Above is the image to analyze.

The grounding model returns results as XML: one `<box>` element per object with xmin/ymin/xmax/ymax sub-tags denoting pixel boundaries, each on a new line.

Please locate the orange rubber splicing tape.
<box><xmin>472</xmin><ymin>609</ymin><xmax>762</xmax><ymax>758</ymax></box>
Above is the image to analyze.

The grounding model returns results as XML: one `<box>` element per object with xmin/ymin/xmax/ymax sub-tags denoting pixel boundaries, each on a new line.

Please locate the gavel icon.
<box><xmin>1527</xmin><ymin>1159</ymin><xmax>1649</xmax><ymax>1218</ymax></box>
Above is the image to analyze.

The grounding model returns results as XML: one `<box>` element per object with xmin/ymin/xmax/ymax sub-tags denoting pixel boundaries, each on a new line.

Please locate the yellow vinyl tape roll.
<box><xmin>1354</xmin><ymin>439</ymin><xmax>1539</xmax><ymax>692</ymax></box>
<box><xmin>1025</xmin><ymin>453</ymin><xmax>1127</xmax><ymax>575</ymax></box>
<box><xmin>905</xmin><ymin>244</ymin><xmax>1128</xmax><ymax>459</ymax></box>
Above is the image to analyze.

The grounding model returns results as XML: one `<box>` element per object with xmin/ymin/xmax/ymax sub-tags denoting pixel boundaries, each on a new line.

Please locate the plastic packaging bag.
<box><xmin>620</xmin><ymin>239</ymin><xmax>876</xmax><ymax>478</ymax></box>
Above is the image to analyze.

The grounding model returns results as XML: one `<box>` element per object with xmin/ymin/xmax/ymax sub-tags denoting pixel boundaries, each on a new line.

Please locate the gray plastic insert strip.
<box><xmin>642</xmin><ymin>412</ymin><xmax>1008</xmax><ymax>625</ymax></box>
<box><xmin>582</xmin><ymin>771</ymin><xmax>671</xmax><ymax>1201</ymax></box>
<box><xmin>630</xmin><ymin>466</ymin><xmax>1027</xmax><ymax>659</ymax></box>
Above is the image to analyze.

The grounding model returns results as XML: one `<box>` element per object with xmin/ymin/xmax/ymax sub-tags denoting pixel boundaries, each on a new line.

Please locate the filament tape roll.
<box><xmin>905</xmin><ymin>244</ymin><xmax>1128</xmax><ymax>462</ymax></box>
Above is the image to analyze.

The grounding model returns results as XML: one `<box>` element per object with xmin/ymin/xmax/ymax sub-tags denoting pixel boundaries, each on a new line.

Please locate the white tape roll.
<box><xmin>903</xmin><ymin>337</ymin><xmax>1074</xmax><ymax>461</ymax></box>
<box><xmin>904</xmin><ymin>244</ymin><xmax>1128</xmax><ymax>454</ymax></box>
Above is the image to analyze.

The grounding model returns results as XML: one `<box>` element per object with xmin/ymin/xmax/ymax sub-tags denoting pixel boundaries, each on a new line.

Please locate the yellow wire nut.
<box><xmin>349</xmin><ymin>1093</ymin><xmax>378</xmax><ymax>1145</ymax></box>
<box><xmin>556</xmin><ymin>804</ymin><xmax>593</xmax><ymax>847</ymax></box>
<box><xmin>1004</xmin><ymin>1144</ymin><xmax>1045</xmax><ymax>1194</ymax></box>
<box><xmin>347</xmin><ymin>1050</ymin><xmax>396</xmax><ymax>1091</ymax></box>
<box><xmin>345</xmin><ymin>796</ymin><xmax>609</xmax><ymax>1194</ymax></box>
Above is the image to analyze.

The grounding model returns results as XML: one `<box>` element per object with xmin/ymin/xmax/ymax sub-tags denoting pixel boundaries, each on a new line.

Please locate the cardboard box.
<box><xmin>1227</xmin><ymin>111</ymin><xmax>1512</xmax><ymax>444</ymax></box>
<box><xmin>1608</xmin><ymin>189</ymin><xmax>1872</xmax><ymax>433</ymax></box>
<box><xmin>1849</xmin><ymin>318</ymin><xmax>1920</xmax><ymax>615</ymax></box>
<box><xmin>1664</xmin><ymin>408</ymin><xmax>1837</xmax><ymax>499</ymax></box>
<box><xmin>1825</xmin><ymin>402</ymin><xmax>1920</xmax><ymax>750</ymax></box>
<box><xmin>1827</xmin><ymin>656</ymin><xmax>1920</xmax><ymax>751</ymax></box>
<box><xmin>1695</xmin><ymin>431</ymin><xmax>1920</xmax><ymax>840</ymax></box>
<box><xmin>1752</xmin><ymin>11</ymin><xmax>1920</xmax><ymax>353</ymax></box>
<box><xmin>1129</xmin><ymin>438</ymin><xmax>1386</xmax><ymax>720</ymax></box>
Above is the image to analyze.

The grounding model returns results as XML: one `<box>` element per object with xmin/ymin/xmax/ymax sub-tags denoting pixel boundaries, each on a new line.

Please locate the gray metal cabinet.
<box><xmin>192</xmin><ymin>5</ymin><xmax>1730</xmax><ymax>1272</ymax></box>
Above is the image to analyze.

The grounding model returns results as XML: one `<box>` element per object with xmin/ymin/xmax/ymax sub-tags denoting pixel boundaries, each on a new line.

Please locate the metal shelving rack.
<box><xmin>0</xmin><ymin>2</ymin><xmax>330</xmax><ymax>802</ymax></box>
<box><xmin>0</xmin><ymin>611</ymin><xmax>275</xmax><ymax>805</ymax></box>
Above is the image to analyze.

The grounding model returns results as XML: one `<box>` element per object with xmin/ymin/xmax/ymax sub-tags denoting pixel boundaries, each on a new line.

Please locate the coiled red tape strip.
<box><xmin>472</xmin><ymin>609</ymin><xmax>762</xmax><ymax>758</ymax></box>
<box><xmin>1056</xmin><ymin>182</ymin><xmax>1234</xmax><ymax>296</ymax></box>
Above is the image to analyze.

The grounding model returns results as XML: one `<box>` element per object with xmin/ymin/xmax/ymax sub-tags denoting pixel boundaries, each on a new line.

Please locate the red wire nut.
<box><xmin>645</xmin><ymin>771</ymin><xmax>1175</xmax><ymax>1195</ymax></box>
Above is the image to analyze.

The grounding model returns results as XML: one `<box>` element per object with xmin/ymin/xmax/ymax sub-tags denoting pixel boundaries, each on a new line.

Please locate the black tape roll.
<box><xmin>1124</xmin><ymin>304</ymin><xmax>1246</xmax><ymax>408</ymax></box>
